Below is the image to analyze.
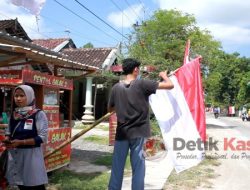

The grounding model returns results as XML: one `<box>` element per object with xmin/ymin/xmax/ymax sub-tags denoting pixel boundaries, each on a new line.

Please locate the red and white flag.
<box><xmin>149</xmin><ymin>56</ymin><xmax>206</xmax><ymax>173</ymax></box>
<box><xmin>10</xmin><ymin>0</ymin><xmax>46</xmax><ymax>16</ymax></box>
<box><xmin>183</xmin><ymin>39</ymin><xmax>190</xmax><ymax>65</ymax></box>
<box><xmin>176</xmin><ymin>56</ymin><xmax>206</xmax><ymax>141</ymax></box>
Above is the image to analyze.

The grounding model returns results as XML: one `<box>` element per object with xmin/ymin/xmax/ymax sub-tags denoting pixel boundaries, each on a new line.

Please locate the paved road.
<box><xmin>69</xmin><ymin>115</ymin><xmax>250</xmax><ymax>189</ymax></box>
<box><xmin>202</xmin><ymin>113</ymin><xmax>250</xmax><ymax>190</ymax></box>
<box><xmin>123</xmin><ymin>113</ymin><xmax>250</xmax><ymax>190</ymax></box>
<box><xmin>216</xmin><ymin>114</ymin><xmax>250</xmax><ymax>135</ymax></box>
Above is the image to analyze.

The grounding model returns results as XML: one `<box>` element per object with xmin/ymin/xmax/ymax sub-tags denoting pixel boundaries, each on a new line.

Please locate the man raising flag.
<box><xmin>149</xmin><ymin>40</ymin><xmax>206</xmax><ymax>172</ymax></box>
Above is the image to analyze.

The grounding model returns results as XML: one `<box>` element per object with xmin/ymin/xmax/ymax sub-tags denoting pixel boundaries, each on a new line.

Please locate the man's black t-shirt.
<box><xmin>108</xmin><ymin>79</ymin><xmax>158</xmax><ymax>140</ymax></box>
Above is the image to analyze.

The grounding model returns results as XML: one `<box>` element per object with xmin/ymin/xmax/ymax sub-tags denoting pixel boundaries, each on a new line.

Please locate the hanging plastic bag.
<box><xmin>143</xmin><ymin>136</ymin><xmax>167</xmax><ymax>161</ymax></box>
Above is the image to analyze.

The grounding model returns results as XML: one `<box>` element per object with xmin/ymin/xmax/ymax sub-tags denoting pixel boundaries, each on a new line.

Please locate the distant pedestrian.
<box><xmin>213</xmin><ymin>106</ymin><xmax>219</xmax><ymax>118</ymax></box>
<box><xmin>217</xmin><ymin>107</ymin><xmax>220</xmax><ymax>114</ymax></box>
<box><xmin>3</xmin><ymin>85</ymin><xmax>48</xmax><ymax>190</ymax></box>
<box><xmin>108</xmin><ymin>58</ymin><xmax>174</xmax><ymax>190</ymax></box>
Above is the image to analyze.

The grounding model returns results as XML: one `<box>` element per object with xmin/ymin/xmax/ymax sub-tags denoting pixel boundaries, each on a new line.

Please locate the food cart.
<box><xmin>0</xmin><ymin>68</ymin><xmax>73</xmax><ymax>172</ymax></box>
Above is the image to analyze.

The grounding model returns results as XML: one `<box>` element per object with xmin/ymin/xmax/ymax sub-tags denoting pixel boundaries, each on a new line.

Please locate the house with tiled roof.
<box><xmin>31</xmin><ymin>36</ymin><xmax>121</xmax><ymax>122</ymax></box>
<box><xmin>33</xmin><ymin>38</ymin><xmax>76</xmax><ymax>52</ymax></box>
<box><xmin>0</xmin><ymin>19</ymin><xmax>120</xmax><ymax>123</ymax></box>
<box><xmin>0</xmin><ymin>19</ymin><xmax>97</xmax><ymax>74</ymax></box>
<box><xmin>32</xmin><ymin>38</ymin><xmax>119</xmax><ymax>71</ymax></box>
<box><xmin>61</xmin><ymin>47</ymin><xmax>120</xmax><ymax>121</ymax></box>
<box><xmin>62</xmin><ymin>47</ymin><xmax>118</xmax><ymax>70</ymax></box>
<box><xmin>0</xmin><ymin>19</ymin><xmax>97</xmax><ymax>72</ymax></box>
<box><xmin>0</xmin><ymin>18</ymin><xmax>31</xmax><ymax>41</ymax></box>
<box><xmin>0</xmin><ymin>19</ymin><xmax>120</xmax><ymax>122</ymax></box>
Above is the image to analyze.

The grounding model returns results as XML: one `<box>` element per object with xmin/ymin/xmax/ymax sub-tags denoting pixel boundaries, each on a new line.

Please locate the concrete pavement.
<box><xmin>71</xmin><ymin>125</ymin><xmax>174</xmax><ymax>189</ymax></box>
<box><xmin>122</xmin><ymin>113</ymin><xmax>249</xmax><ymax>190</ymax></box>
<box><xmin>122</xmin><ymin>155</ymin><xmax>174</xmax><ymax>190</ymax></box>
<box><xmin>69</xmin><ymin>114</ymin><xmax>249</xmax><ymax>189</ymax></box>
<box><xmin>202</xmin><ymin>113</ymin><xmax>250</xmax><ymax>190</ymax></box>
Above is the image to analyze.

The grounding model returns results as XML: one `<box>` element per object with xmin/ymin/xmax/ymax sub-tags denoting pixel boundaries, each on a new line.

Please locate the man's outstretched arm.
<box><xmin>158</xmin><ymin>71</ymin><xmax>174</xmax><ymax>89</ymax></box>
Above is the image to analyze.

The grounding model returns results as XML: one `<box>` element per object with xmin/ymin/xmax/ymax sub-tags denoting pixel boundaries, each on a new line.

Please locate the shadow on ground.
<box><xmin>206</xmin><ymin>124</ymin><xmax>237</xmax><ymax>129</ymax></box>
<box><xmin>70</xmin><ymin>148</ymin><xmax>112</xmax><ymax>163</ymax></box>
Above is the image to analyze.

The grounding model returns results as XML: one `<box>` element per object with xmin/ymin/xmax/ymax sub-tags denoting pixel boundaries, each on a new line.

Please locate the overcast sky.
<box><xmin>0</xmin><ymin>0</ymin><xmax>249</xmax><ymax>57</ymax></box>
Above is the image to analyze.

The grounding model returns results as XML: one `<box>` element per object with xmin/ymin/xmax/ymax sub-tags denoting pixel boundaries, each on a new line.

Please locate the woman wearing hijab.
<box><xmin>3</xmin><ymin>85</ymin><xmax>48</xmax><ymax>190</ymax></box>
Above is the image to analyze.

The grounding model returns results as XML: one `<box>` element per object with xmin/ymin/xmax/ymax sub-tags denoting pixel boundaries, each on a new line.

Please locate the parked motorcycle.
<box><xmin>242</xmin><ymin>113</ymin><xmax>249</xmax><ymax>121</ymax></box>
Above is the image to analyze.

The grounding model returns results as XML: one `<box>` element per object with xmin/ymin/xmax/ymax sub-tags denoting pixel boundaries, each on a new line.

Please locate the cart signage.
<box><xmin>0</xmin><ymin>70</ymin><xmax>73</xmax><ymax>89</ymax></box>
<box><xmin>23</xmin><ymin>70</ymin><xmax>73</xmax><ymax>90</ymax></box>
<box><xmin>43</xmin><ymin>105</ymin><xmax>60</xmax><ymax>128</ymax></box>
<box><xmin>0</xmin><ymin>69</ymin><xmax>73</xmax><ymax>173</ymax></box>
<box><xmin>0</xmin><ymin>70</ymin><xmax>22</xmax><ymax>84</ymax></box>
<box><xmin>45</xmin><ymin>127</ymin><xmax>71</xmax><ymax>171</ymax></box>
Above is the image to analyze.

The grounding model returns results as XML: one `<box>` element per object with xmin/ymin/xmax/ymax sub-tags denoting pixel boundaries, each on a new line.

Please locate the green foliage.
<box><xmin>84</xmin><ymin>135</ymin><xmax>109</xmax><ymax>145</ymax></box>
<box><xmin>101</xmin><ymin>71</ymin><xmax>119</xmax><ymax>80</ymax></box>
<box><xmin>49</xmin><ymin>170</ymin><xmax>109</xmax><ymax>190</ymax></box>
<box><xmin>204</xmin><ymin>72</ymin><xmax>223</xmax><ymax>105</ymax></box>
<box><xmin>205</xmin><ymin>53</ymin><xmax>250</xmax><ymax>107</ymax></box>
<box><xmin>126</xmin><ymin>8</ymin><xmax>249</xmax><ymax>110</ymax></box>
<box><xmin>96</xmin><ymin>124</ymin><xmax>109</xmax><ymax>131</ymax></box>
<box><xmin>93</xmin><ymin>154</ymin><xmax>113</xmax><ymax>166</ymax></box>
<box><xmin>98</xmin><ymin>71</ymin><xmax>120</xmax><ymax>88</ymax></box>
<box><xmin>93</xmin><ymin>153</ymin><xmax>131</xmax><ymax>171</ymax></box>
<box><xmin>164</xmin><ymin>155</ymin><xmax>220</xmax><ymax>189</ymax></box>
<box><xmin>82</xmin><ymin>42</ymin><xmax>94</xmax><ymax>48</ymax></box>
<box><xmin>128</xmin><ymin>9</ymin><xmax>221</xmax><ymax>72</ymax></box>
<box><xmin>150</xmin><ymin>118</ymin><xmax>161</xmax><ymax>136</ymax></box>
<box><xmin>237</xmin><ymin>71</ymin><xmax>250</xmax><ymax>104</ymax></box>
<box><xmin>49</xmin><ymin>154</ymin><xmax>131</xmax><ymax>190</ymax></box>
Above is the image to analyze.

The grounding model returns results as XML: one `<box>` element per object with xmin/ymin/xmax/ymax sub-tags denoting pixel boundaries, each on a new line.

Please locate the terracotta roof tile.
<box><xmin>62</xmin><ymin>48</ymin><xmax>112</xmax><ymax>68</ymax></box>
<box><xmin>32</xmin><ymin>38</ymin><xmax>71</xmax><ymax>49</ymax></box>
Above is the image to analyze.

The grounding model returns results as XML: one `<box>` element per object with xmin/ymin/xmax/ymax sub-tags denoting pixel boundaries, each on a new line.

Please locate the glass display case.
<box><xmin>44</xmin><ymin>88</ymin><xmax>59</xmax><ymax>105</ymax></box>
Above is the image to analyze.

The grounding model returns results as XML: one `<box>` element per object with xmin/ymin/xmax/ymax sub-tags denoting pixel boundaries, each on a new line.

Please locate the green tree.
<box><xmin>83</xmin><ymin>42</ymin><xmax>94</xmax><ymax>48</ymax></box>
<box><xmin>204</xmin><ymin>71</ymin><xmax>223</xmax><ymax>104</ymax></box>
<box><xmin>205</xmin><ymin>52</ymin><xmax>250</xmax><ymax>108</ymax></box>
<box><xmin>128</xmin><ymin>9</ymin><xmax>221</xmax><ymax>72</ymax></box>
<box><xmin>126</xmin><ymin>9</ymin><xmax>249</xmax><ymax>109</ymax></box>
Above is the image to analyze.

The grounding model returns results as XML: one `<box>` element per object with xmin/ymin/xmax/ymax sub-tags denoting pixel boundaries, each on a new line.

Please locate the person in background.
<box><xmin>241</xmin><ymin>107</ymin><xmax>248</xmax><ymax>121</ymax></box>
<box><xmin>217</xmin><ymin>106</ymin><xmax>221</xmax><ymax>114</ymax></box>
<box><xmin>213</xmin><ymin>106</ymin><xmax>219</xmax><ymax>118</ymax></box>
<box><xmin>3</xmin><ymin>85</ymin><xmax>48</xmax><ymax>190</ymax></box>
<box><xmin>108</xmin><ymin>58</ymin><xmax>174</xmax><ymax>190</ymax></box>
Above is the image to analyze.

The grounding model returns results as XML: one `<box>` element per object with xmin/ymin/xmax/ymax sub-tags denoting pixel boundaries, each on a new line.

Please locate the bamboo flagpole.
<box><xmin>44</xmin><ymin>111</ymin><xmax>114</xmax><ymax>159</ymax></box>
<box><xmin>44</xmin><ymin>70</ymin><xmax>177</xmax><ymax>159</ymax></box>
